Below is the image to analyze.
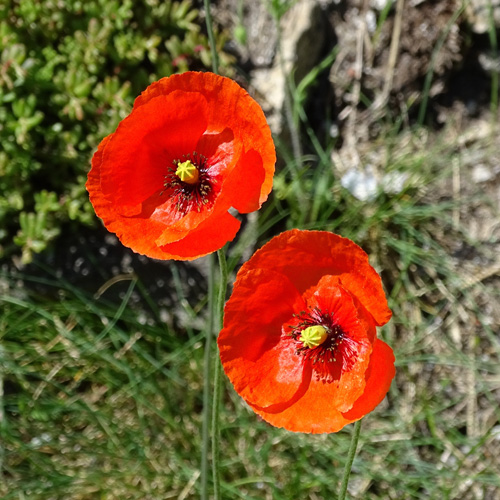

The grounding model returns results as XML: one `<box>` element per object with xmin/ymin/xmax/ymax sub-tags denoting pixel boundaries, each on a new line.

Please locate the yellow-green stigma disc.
<box><xmin>299</xmin><ymin>325</ymin><xmax>328</xmax><ymax>349</ymax></box>
<box><xmin>175</xmin><ymin>160</ymin><xmax>199</xmax><ymax>184</ymax></box>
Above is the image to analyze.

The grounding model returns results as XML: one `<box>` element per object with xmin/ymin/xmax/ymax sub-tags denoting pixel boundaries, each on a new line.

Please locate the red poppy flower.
<box><xmin>218</xmin><ymin>229</ymin><xmax>395</xmax><ymax>434</ymax></box>
<box><xmin>86</xmin><ymin>72</ymin><xmax>275</xmax><ymax>260</ymax></box>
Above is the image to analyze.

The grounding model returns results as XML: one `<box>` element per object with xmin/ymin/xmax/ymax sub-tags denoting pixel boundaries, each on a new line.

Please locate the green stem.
<box><xmin>212</xmin><ymin>354</ymin><xmax>222</xmax><ymax>499</ymax></box>
<box><xmin>338</xmin><ymin>419</ymin><xmax>362</xmax><ymax>500</ymax></box>
<box><xmin>216</xmin><ymin>249</ymin><xmax>228</xmax><ymax>337</ymax></box>
<box><xmin>201</xmin><ymin>3</ymin><xmax>219</xmax><ymax>497</ymax></box>
<box><xmin>212</xmin><ymin>248</ymin><xmax>228</xmax><ymax>500</ymax></box>
<box><xmin>203</xmin><ymin>0</ymin><xmax>219</xmax><ymax>74</ymax></box>
<box><xmin>201</xmin><ymin>253</ymin><xmax>216</xmax><ymax>500</ymax></box>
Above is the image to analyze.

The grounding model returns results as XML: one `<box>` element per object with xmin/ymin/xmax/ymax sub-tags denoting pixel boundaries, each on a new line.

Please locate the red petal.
<box><xmin>248</xmin><ymin>337</ymin><xmax>374</xmax><ymax>434</ymax></box>
<box><xmin>218</xmin><ymin>269</ymin><xmax>307</xmax><ymax>408</ymax></box>
<box><xmin>134</xmin><ymin>72</ymin><xmax>275</xmax><ymax>209</ymax></box>
<box><xmin>250</xmin><ymin>338</ymin><xmax>394</xmax><ymax>433</ymax></box>
<box><xmin>196</xmin><ymin>128</ymin><xmax>237</xmax><ymax>172</ymax></box>
<box><xmin>249</xmin><ymin>370</ymin><xmax>361</xmax><ymax>434</ymax></box>
<box><xmin>221</xmin><ymin>149</ymin><xmax>267</xmax><ymax>213</ymax></box>
<box><xmin>156</xmin><ymin>210</ymin><xmax>241</xmax><ymax>260</ymax></box>
<box><xmin>99</xmin><ymin>91</ymin><xmax>208</xmax><ymax>213</ymax></box>
<box><xmin>240</xmin><ymin>229</ymin><xmax>392</xmax><ymax>326</ymax></box>
<box><xmin>87</xmin><ymin>135</ymin><xmax>169</xmax><ymax>259</ymax></box>
<box><xmin>342</xmin><ymin>338</ymin><xmax>395</xmax><ymax>420</ymax></box>
<box><xmin>304</xmin><ymin>275</ymin><xmax>377</xmax><ymax>344</ymax></box>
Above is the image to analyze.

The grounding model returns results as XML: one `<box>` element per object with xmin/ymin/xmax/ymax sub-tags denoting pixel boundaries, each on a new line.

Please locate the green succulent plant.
<box><xmin>0</xmin><ymin>0</ymin><xmax>233</xmax><ymax>263</ymax></box>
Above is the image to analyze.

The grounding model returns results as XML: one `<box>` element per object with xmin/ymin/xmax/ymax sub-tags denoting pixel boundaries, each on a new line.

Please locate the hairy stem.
<box><xmin>201</xmin><ymin>254</ymin><xmax>215</xmax><ymax>500</ymax></box>
<box><xmin>212</xmin><ymin>248</ymin><xmax>228</xmax><ymax>500</ymax></box>
<box><xmin>339</xmin><ymin>419</ymin><xmax>362</xmax><ymax>500</ymax></box>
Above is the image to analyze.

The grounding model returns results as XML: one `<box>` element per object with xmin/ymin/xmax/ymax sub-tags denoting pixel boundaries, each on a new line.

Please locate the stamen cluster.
<box><xmin>286</xmin><ymin>307</ymin><xmax>357</xmax><ymax>371</ymax></box>
<box><xmin>162</xmin><ymin>152</ymin><xmax>216</xmax><ymax>214</ymax></box>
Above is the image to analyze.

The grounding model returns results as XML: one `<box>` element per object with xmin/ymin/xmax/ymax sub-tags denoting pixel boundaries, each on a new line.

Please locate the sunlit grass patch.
<box><xmin>0</xmin><ymin>270</ymin><xmax>207</xmax><ymax>499</ymax></box>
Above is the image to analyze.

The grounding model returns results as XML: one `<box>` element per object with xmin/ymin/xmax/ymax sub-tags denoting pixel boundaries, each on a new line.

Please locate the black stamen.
<box><xmin>287</xmin><ymin>306</ymin><xmax>354</xmax><ymax>371</ymax></box>
<box><xmin>162</xmin><ymin>152</ymin><xmax>217</xmax><ymax>214</ymax></box>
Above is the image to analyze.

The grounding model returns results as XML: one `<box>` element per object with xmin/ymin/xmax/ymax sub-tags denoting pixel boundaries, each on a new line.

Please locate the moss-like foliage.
<box><xmin>0</xmin><ymin>0</ymin><xmax>232</xmax><ymax>262</ymax></box>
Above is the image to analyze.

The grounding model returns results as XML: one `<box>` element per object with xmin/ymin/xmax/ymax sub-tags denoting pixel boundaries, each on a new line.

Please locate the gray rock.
<box><xmin>249</xmin><ymin>0</ymin><xmax>327</xmax><ymax>135</ymax></box>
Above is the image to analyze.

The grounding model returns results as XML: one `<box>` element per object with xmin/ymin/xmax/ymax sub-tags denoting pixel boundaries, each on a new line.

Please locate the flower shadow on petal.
<box><xmin>219</xmin><ymin>269</ymin><xmax>308</xmax><ymax>408</ymax></box>
<box><xmin>249</xmin><ymin>362</ymin><xmax>313</xmax><ymax>414</ymax></box>
<box><xmin>341</xmin><ymin>338</ymin><xmax>395</xmax><ymax>420</ymax></box>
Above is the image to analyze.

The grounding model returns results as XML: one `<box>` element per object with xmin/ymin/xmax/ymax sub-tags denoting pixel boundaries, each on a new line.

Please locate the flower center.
<box><xmin>285</xmin><ymin>306</ymin><xmax>355</xmax><ymax>369</ymax></box>
<box><xmin>175</xmin><ymin>160</ymin><xmax>199</xmax><ymax>184</ymax></box>
<box><xmin>162</xmin><ymin>152</ymin><xmax>216</xmax><ymax>215</ymax></box>
<box><xmin>299</xmin><ymin>325</ymin><xmax>328</xmax><ymax>349</ymax></box>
